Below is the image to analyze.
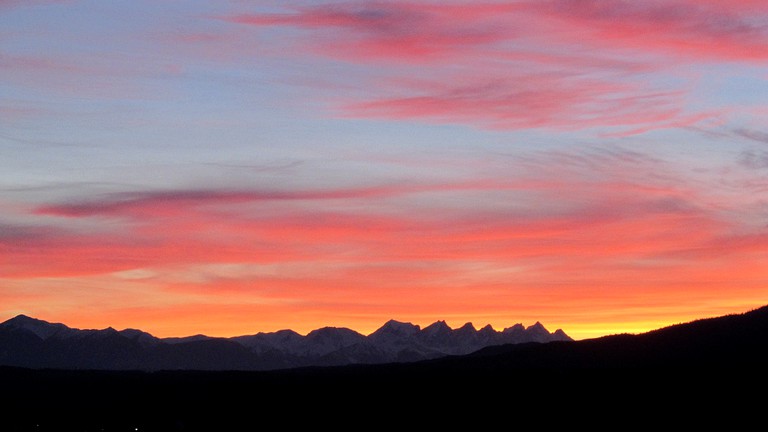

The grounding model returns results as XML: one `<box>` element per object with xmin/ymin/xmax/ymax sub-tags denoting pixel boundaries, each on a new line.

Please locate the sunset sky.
<box><xmin>2</xmin><ymin>0</ymin><xmax>767</xmax><ymax>340</ymax></box>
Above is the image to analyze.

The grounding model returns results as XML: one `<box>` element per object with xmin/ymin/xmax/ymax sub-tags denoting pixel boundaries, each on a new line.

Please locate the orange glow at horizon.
<box><xmin>2</xmin><ymin>0</ymin><xmax>768</xmax><ymax>345</ymax></box>
<box><xmin>3</xmin><ymin>288</ymin><xmax>763</xmax><ymax>341</ymax></box>
<box><xmin>3</xmin><ymin>155</ymin><xmax>768</xmax><ymax>340</ymax></box>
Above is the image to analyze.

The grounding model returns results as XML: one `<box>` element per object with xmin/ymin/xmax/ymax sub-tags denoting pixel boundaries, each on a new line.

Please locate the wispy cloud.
<box><xmin>224</xmin><ymin>2</ymin><xmax>523</xmax><ymax>63</ymax></box>
<box><xmin>220</xmin><ymin>0</ymin><xmax>759</xmax><ymax>134</ymax></box>
<box><xmin>734</xmin><ymin>128</ymin><xmax>768</xmax><ymax>145</ymax></box>
<box><xmin>226</xmin><ymin>1</ymin><xmax>768</xmax><ymax>63</ymax></box>
<box><xmin>533</xmin><ymin>0</ymin><xmax>768</xmax><ymax>62</ymax></box>
<box><xmin>739</xmin><ymin>149</ymin><xmax>768</xmax><ymax>170</ymax></box>
<box><xmin>6</xmin><ymin>146</ymin><xmax>748</xmax><ymax>280</ymax></box>
<box><xmin>4</xmin><ymin>141</ymin><xmax>766</xmax><ymax>337</ymax></box>
<box><xmin>3</xmin><ymin>1</ymin><xmax>768</xmax><ymax>340</ymax></box>
<box><xmin>343</xmin><ymin>79</ymin><xmax>706</xmax><ymax>133</ymax></box>
<box><xmin>33</xmin><ymin>181</ymin><xmax>508</xmax><ymax>218</ymax></box>
<box><xmin>0</xmin><ymin>223</ymin><xmax>57</xmax><ymax>243</ymax></box>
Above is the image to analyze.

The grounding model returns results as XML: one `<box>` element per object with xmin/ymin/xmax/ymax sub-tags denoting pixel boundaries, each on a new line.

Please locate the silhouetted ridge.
<box><xmin>443</xmin><ymin>304</ymin><xmax>768</xmax><ymax>369</ymax></box>
<box><xmin>422</xmin><ymin>320</ymin><xmax>451</xmax><ymax>338</ymax></box>
<box><xmin>0</xmin><ymin>314</ymin><xmax>571</xmax><ymax>371</ymax></box>
<box><xmin>2</xmin><ymin>314</ymin><xmax>72</xmax><ymax>340</ymax></box>
<box><xmin>14</xmin><ymin>306</ymin><xmax>767</xmax><ymax>372</ymax></box>
<box><xmin>1</xmin><ymin>307</ymin><xmax>765</xmax><ymax>430</ymax></box>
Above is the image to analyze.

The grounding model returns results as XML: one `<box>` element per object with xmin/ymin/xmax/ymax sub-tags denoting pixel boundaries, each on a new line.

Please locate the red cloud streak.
<box><xmin>3</xmin><ymin>166</ymin><xmax>766</xmax><ymax>339</ymax></box>
<box><xmin>232</xmin><ymin>1</ymin><xmax>768</xmax><ymax>62</ymax></box>
<box><xmin>220</xmin><ymin>0</ymin><xmax>766</xmax><ymax>133</ymax></box>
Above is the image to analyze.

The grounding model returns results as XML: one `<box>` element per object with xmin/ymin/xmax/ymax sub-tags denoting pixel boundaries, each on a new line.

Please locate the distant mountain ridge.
<box><xmin>3</xmin><ymin>306</ymin><xmax>766</xmax><ymax>430</ymax></box>
<box><xmin>0</xmin><ymin>314</ymin><xmax>571</xmax><ymax>371</ymax></box>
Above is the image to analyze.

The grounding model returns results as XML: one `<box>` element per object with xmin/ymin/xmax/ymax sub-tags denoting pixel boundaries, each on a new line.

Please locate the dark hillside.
<box><xmin>3</xmin><ymin>305</ymin><xmax>768</xmax><ymax>430</ymax></box>
<box><xmin>446</xmin><ymin>303</ymin><xmax>768</xmax><ymax>369</ymax></box>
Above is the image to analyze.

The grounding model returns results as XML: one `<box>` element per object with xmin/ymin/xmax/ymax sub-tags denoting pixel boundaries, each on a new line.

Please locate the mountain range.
<box><xmin>0</xmin><ymin>314</ymin><xmax>571</xmax><ymax>371</ymax></box>
<box><xmin>2</xmin><ymin>305</ymin><xmax>767</xmax><ymax>430</ymax></box>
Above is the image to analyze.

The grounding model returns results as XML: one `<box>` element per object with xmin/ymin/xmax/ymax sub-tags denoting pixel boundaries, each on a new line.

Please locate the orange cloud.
<box><xmin>4</xmin><ymin>146</ymin><xmax>767</xmax><ymax>339</ymax></box>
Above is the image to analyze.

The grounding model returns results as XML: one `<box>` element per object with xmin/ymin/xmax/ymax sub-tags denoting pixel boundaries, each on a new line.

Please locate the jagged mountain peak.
<box><xmin>1</xmin><ymin>314</ymin><xmax>71</xmax><ymax>340</ymax></box>
<box><xmin>274</xmin><ymin>329</ymin><xmax>302</xmax><ymax>337</ymax></box>
<box><xmin>527</xmin><ymin>321</ymin><xmax>548</xmax><ymax>332</ymax></box>
<box><xmin>233</xmin><ymin>328</ymin><xmax>302</xmax><ymax>339</ymax></box>
<box><xmin>0</xmin><ymin>314</ymin><xmax>574</xmax><ymax>371</ymax></box>
<box><xmin>552</xmin><ymin>329</ymin><xmax>573</xmax><ymax>341</ymax></box>
<box><xmin>478</xmin><ymin>324</ymin><xmax>496</xmax><ymax>334</ymax></box>
<box><xmin>372</xmin><ymin>319</ymin><xmax>421</xmax><ymax>336</ymax></box>
<box><xmin>302</xmin><ymin>326</ymin><xmax>367</xmax><ymax>356</ymax></box>
<box><xmin>525</xmin><ymin>321</ymin><xmax>557</xmax><ymax>342</ymax></box>
<box><xmin>422</xmin><ymin>320</ymin><xmax>451</xmax><ymax>335</ymax></box>
<box><xmin>306</xmin><ymin>326</ymin><xmax>365</xmax><ymax>340</ymax></box>
<box><xmin>502</xmin><ymin>323</ymin><xmax>525</xmax><ymax>334</ymax></box>
<box><xmin>5</xmin><ymin>314</ymin><xmax>50</xmax><ymax>327</ymax></box>
<box><xmin>6</xmin><ymin>314</ymin><xmax>35</xmax><ymax>323</ymax></box>
<box><xmin>456</xmin><ymin>322</ymin><xmax>476</xmax><ymax>332</ymax></box>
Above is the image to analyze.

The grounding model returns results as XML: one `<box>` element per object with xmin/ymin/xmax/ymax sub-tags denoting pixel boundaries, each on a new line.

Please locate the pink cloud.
<box><xmin>342</xmin><ymin>76</ymin><xmax>705</xmax><ymax>132</ymax></box>
<box><xmin>533</xmin><ymin>0</ymin><xmax>768</xmax><ymax>62</ymax></box>
<box><xmin>229</xmin><ymin>1</ymin><xmax>768</xmax><ymax>63</ymax></box>
<box><xmin>2</xmin><ymin>147</ymin><xmax>742</xmax><ymax>280</ymax></box>
<box><xmin>224</xmin><ymin>2</ymin><xmax>524</xmax><ymax>63</ymax></box>
<box><xmin>5</xmin><ymin>146</ymin><xmax>767</xmax><ymax>338</ymax></box>
<box><xmin>33</xmin><ymin>181</ymin><xmax>505</xmax><ymax>218</ymax></box>
<box><xmin>220</xmin><ymin>0</ymin><xmax>763</xmax><ymax>133</ymax></box>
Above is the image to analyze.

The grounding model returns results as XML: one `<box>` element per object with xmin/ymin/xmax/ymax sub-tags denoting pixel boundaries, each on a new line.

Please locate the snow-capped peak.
<box><xmin>306</xmin><ymin>327</ymin><xmax>365</xmax><ymax>344</ymax></box>
<box><xmin>502</xmin><ymin>323</ymin><xmax>525</xmax><ymax>334</ymax></box>
<box><xmin>372</xmin><ymin>319</ymin><xmax>420</xmax><ymax>336</ymax></box>
<box><xmin>552</xmin><ymin>329</ymin><xmax>573</xmax><ymax>341</ymax></box>
<box><xmin>0</xmin><ymin>314</ymin><xmax>574</xmax><ymax>370</ymax></box>
<box><xmin>478</xmin><ymin>324</ymin><xmax>496</xmax><ymax>334</ymax></box>
<box><xmin>455</xmin><ymin>322</ymin><xmax>476</xmax><ymax>332</ymax></box>
<box><xmin>527</xmin><ymin>321</ymin><xmax>548</xmax><ymax>333</ymax></box>
<box><xmin>1</xmin><ymin>314</ymin><xmax>71</xmax><ymax>340</ymax></box>
<box><xmin>525</xmin><ymin>321</ymin><xmax>555</xmax><ymax>342</ymax></box>
<box><xmin>421</xmin><ymin>320</ymin><xmax>452</xmax><ymax>337</ymax></box>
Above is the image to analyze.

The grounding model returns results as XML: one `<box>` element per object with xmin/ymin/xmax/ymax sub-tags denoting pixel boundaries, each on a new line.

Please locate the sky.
<box><xmin>1</xmin><ymin>0</ymin><xmax>767</xmax><ymax>340</ymax></box>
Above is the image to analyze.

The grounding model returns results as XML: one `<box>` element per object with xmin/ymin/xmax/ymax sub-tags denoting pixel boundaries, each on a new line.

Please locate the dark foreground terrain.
<box><xmin>3</xmin><ymin>305</ymin><xmax>768</xmax><ymax>430</ymax></box>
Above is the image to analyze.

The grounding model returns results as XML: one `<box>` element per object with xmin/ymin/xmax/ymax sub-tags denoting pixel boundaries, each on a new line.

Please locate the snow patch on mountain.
<box><xmin>0</xmin><ymin>314</ymin><xmax>574</xmax><ymax>371</ymax></box>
